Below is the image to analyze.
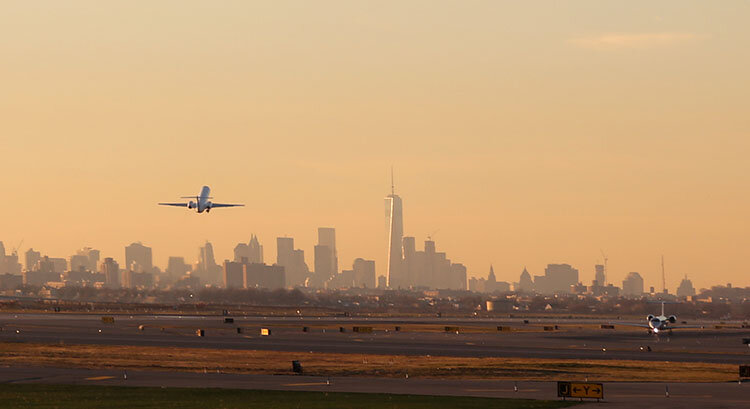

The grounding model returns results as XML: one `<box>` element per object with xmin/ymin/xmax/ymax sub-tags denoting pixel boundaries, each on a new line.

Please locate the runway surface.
<box><xmin>1</xmin><ymin>313</ymin><xmax>749</xmax><ymax>364</ymax></box>
<box><xmin>1</xmin><ymin>365</ymin><xmax>748</xmax><ymax>408</ymax></box>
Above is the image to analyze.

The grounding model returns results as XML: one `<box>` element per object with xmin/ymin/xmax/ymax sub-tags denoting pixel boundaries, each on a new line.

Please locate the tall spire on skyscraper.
<box><xmin>391</xmin><ymin>165</ymin><xmax>396</xmax><ymax>195</ymax></box>
<box><xmin>385</xmin><ymin>168</ymin><xmax>403</xmax><ymax>288</ymax></box>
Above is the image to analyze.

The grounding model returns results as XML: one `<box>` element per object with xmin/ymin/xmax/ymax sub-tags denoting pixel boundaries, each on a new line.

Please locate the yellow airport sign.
<box><xmin>557</xmin><ymin>381</ymin><xmax>604</xmax><ymax>400</ymax></box>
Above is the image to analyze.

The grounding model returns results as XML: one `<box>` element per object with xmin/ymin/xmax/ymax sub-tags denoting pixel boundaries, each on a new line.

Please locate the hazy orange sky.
<box><xmin>2</xmin><ymin>1</ymin><xmax>749</xmax><ymax>290</ymax></box>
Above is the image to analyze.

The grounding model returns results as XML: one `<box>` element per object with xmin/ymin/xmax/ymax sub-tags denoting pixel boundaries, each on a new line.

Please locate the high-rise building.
<box><xmin>276</xmin><ymin>237</ymin><xmax>310</xmax><ymax>287</ymax></box>
<box><xmin>594</xmin><ymin>264</ymin><xmax>605</xmax><ymax>286</ymax></box>
<box><xmin>100</xmin><ymin>257</ymin><xmax>120</xmax><ymax>288</ymax></box>
<box><xmin>248</xmin><ymin>235</ymin><xmax>263</xmax><ymax>264</ymax></box>
<box><xmin>313</xmin><ymin>228</ymin><xmax>338</xmax><ymax>286</ymax></box>
<box><xmin>353</xmin><ymin>258</ymin><xmax>376</xmax><ymax>288</ymax></box>
<box><xmin>676</xmin><ymin>275</ymin><xmax>696</xmax><ymax>298</ymax></box>
<box><xmin>535</xmin><ymin>264</ymin><xmax>579</xmax><ymax>294</ymax></box>
<box><xmin>125</xmin><ymin>242</ymin><xmax>153</xmax><ymax>273</ymax></box>
<box><xmin>166</xmin><ymin>257</ymin><xmax>190</xmax><ymax>279</ymax></box>
<box><xmin>196</xmin><ymin>241</ymin><xmax>221</xmax><ymax>285</ymax></box>
<box><xmin>622</xmin><ymin>272</ymin><xmax>644</xmax><ymax>297</ymax></box>
<box><xmin>385</xmin><ymin>183</ymin><xmax>403</xmax><ymax>288</ymax></box>
<box><xmin>223</xmin><ymin>259</ymin><xmax>245</xmax><ymax>288</ymax></box>
<box><xmin>401</xmin><ymin>238</ymin><xmax>465</xmax><ymax>290</ymax></box>
<box><xmin>25</xmin><ymin>248</ymin><xmax>41</xmax><ymax>272</ymax></box>
<box><xmin>0</xmin><ymin>242</ymin><xmax>5</xmax><ymax>274</ymax></box>
<box><xmin>234</xmin><ymin>235</ymin><xmax>264</xmax><ymax>264</ymax></box>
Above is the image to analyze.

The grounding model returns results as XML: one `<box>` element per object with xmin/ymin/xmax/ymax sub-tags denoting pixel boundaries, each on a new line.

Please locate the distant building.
<box><xmin>676</xmin><ymin>275</ymin><xmax>696</xmax><ymax>298</ymax></box>
<box><xmin>516</xmin><ymin>267</ymin><xmax>534</xmax><ymax>292</ymax></box>
<box><xmin>234</xmin><ymin>235</ymin><xmax>264</xmax><ymax>264</ymax></box>
<box><xmin>25</xmin><ymin>248</ymin><xmax>41</xmax><ymax>272</ymax></box>
<box><xmin>353</xmin><ymin>258</ymin><xmax>376</xmax><ymax>288</ymax></box>
<box><xmin>125</xmin><ymin>242</ymin><xmax>153</xmax><ymax>273</ymax></box>
<box><xmin>534</xmin><ymin>264</ymin><xmax>578</xmax><ymax>294</ymax></box>
<box><xmin>622</xmin><ymin>272</ymin><xmax>644</xmax><ymax>297</ymax></box>
<box><xmin>223</xmin><ymin>259</ymin><xmax>245</xmax><ymax>289</ymax></box>
<box><xmin>401</xmin><ymin>238</ymin><xmax>466</xmax><ymax>290</ymax></box>
<box><xmin>166</xmin><ymin>257</ymin><xmax>190</xmax><ymax>280</ymax></box>
<box><xmin>244</xmin><ymin>263</ymin><xmax>285</xmax><ymax>289</ymax></box>
<box><xmin>313</xmin><ymin>228</ymin><xmax>338</xmax><ymax>287</ymax></box>
<box><xmin>71</xmin><ymin>247</ymin><xmax>99</xmax><ymax>272</ymax></box>
<box><xmin>377</xmin><ymin>275</ymin><xmax>386</xmax><ymax>289</ymax></box>
<box><xmin>223</xmin><ymin>259</ymin><xmax>285</xmax><ymax>289</ymax></box>
<box><xmin>100</xmin><ymin>257</ymin><xmax>120</xmax><ymax>288</ymax></box>
<box><xmin>385</xmin><ymin>185</ymin><xmax>404</xmax><ymax>288</ymax></box>
<box><xmin>276</xmin><ymin>237</ymin><xmax>310</xmax><ymax>287</ymax></box>
<box><xmin>122</xmin><ymin>270</ymin><xmax>153</xmax><ymax>289</ymax></box>
<box><xmin>0</xmin><ymin>273</ymin><xmax>22</xmax><ymax>289</ymax></box>
<box><xmin>594</xmin><ymin>264</ymin><xmax>605</xmax><ymax>286</ymax></box>
<box><xmin>195</xmin><ymin>241</ymin><xmax>222</xmax><ymax>285</ymax></box>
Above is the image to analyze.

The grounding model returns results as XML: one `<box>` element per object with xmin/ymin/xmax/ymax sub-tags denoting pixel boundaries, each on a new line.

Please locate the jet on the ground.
<box><xmin>158</xmin><ymin>186</ymin><xmax>244</xmax><ymax>213</ymax></box>
<box><xmin>613</xmin><ymin>302</ymin><xmax>703</xmax><ymax>334</ymax></box>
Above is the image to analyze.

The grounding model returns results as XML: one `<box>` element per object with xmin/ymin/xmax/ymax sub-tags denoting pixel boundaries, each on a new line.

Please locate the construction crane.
<box><xmin>426</xmin><ymin>230</ymin><xmax>440</xmax><ymax>241</ymax></box>
<box><xmin>11</xmin><ymin>239</ymin><xmax>23</xmax><ymax>256</ymax></box>
<box><xmin>599</xmin><ymin>249</ymin><xmax>608</xmax><ymax>286</ymax></box>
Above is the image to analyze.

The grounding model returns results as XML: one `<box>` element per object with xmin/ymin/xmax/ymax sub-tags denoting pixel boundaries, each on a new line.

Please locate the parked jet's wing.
<box><xmin>666</xmin><ymin>325</ymin><xmax>705</xmax><ymax>329</ymax></box>
<box><xmin>209</xmin><ymin>203</ymin><xmax>244</xmax><ymax>208</ymax></box>
<box><xmin>158</xmin><ymin>202</ymin><xmax>188</xmax><ymax>207</ymax></box>
<box><xmin>610</xmin><ymin>322</ymin><xmax>651</xmax><ymax>328</ymax></box>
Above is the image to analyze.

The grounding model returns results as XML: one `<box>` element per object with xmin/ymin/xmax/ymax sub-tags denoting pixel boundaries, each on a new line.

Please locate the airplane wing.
<box><xmin>610</xmin><ymin>322</ymin><xmax>651</xmax><ymax>329</ymax></box>
<box><xmin>667</xmin><ymin>325</ymin><xmax>705</xmax><ymax>329</ymax></box>
<box><xmin>210</xmin><ymin>203</ymin><xmax>244</xmax><ymax>208</ymax></box>
<box><xmin>158</xmin><ymin>202</ymin><xmax>188</xmax><ymax>207</ymax></box>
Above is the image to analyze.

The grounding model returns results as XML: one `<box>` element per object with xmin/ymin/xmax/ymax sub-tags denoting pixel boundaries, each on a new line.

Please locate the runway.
<box><xmin>1</xmin><ymin>313</ymin><xmax>749</xmax><ymax>364</ymax></box>
<box><xmin>1</xmin><ymin>365</ymin><xmax>748</xmax><ymax>408</ymax></box>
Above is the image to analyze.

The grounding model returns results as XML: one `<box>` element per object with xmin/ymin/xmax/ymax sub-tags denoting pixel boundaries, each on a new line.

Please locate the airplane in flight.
<box><xmin>613</xmin><ymin>302</ymin><xmax>703</xmax><ymax>334</ymax></box>
<box><xmin>158</xmin><ymin>186</ymin><xmax>244</xmax><ymax>213</ymax></box>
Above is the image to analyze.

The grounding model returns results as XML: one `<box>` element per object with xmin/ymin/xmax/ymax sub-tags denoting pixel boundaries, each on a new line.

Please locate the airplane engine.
<box><xmin>206</xmin><ymin>201</ymin><xmax>212</xmax><ymax>209</ymax></box>
<box><xmin>188</xmin><ymin>200</ymin><xmax>196</xmax><ymax>209</ymax></box>
<box><xmin>647</xmin><ymin>314</ymin><xmax>654</xmax><ymax>321</ymax></box>
<box><xmin>668</xmin><ymin>315</ymin><xmax>677</xmax><ymax>323</ymax></box>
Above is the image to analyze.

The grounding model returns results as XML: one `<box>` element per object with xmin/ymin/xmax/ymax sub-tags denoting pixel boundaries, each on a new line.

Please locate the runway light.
<box><xmin>15</xmin><ymin>330</ymin><xmax>20</xmax><ymax>334</ymax></box>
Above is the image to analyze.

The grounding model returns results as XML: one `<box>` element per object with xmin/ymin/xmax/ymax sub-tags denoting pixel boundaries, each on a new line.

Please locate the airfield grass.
<box><xmin>0</xmin><ymin>384</ymin><xmax>576</xmax><ymax>409</ymax></box>
<box><xmin>0</xmin><ymin>342</ymin><xmax>736</xmax><ymax>382</ymax></box>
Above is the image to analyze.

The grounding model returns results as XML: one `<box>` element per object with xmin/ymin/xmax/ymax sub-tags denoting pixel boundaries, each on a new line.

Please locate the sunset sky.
<box><xmin>2</xmin><ymin>1</ymin><xmax>749</xmax><ymax>290</ymax></box>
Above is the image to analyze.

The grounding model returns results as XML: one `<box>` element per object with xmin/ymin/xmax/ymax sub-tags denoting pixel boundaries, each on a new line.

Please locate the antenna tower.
<box><xmin>599</xmin><ymin>249</ymin><xmax>608</xmax><ymax>286</ymax></box>
<box><xmin>661</xmin><ymin>255</ymin><xmax>666</xmax><ymax>293</ymax></box>
<box><xmin>390</xmin><ymin>166</ymin><xmax>395</xmax><ymax>195</ymax></box>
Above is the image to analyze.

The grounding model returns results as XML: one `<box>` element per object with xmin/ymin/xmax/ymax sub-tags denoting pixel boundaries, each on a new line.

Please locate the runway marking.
<box><xmin>85</xmin><ymin>376</ymin><xmax>115</xmax><ymax>381</ymax></box>
<box><xmin>283</xmin><ymin>382</ymin><xmax>330</xmax><ymax>386</ymax></box>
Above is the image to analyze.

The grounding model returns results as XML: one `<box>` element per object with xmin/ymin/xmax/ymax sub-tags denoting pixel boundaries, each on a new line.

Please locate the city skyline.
<box><xmin>2</xmin><ymin>2</ymin><xmax>749</xmax><ymax>290</ymax></box>
<box><xmin>0</xmin><ymin>227</ymin><xmax>729</xmax><ymax>293</ymax></box>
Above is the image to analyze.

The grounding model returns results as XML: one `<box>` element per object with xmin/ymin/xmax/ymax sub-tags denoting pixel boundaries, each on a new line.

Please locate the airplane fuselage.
<box><xmin>188</xmin><ymin>186</ymin><xmax>213</xmax><ymax>213</ymax></box>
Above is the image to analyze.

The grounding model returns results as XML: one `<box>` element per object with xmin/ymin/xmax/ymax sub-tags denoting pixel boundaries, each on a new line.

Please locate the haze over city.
<box><xmin>2</xmin><ymin>1</ymin><xmax>749</xmax><ymax>291</ymax></box>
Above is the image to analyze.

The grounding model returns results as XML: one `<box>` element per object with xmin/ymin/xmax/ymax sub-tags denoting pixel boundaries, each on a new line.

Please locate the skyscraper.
<box><xmin>248</xmin><ymin>235</ymin><xmax>263</xmax><ymax>264</ymax></box>
<box><xmin>385</xmin><ymin>175</ymin><xmax>403</xmax><ymax>288</ymax></box>
<box><xmin>622</xmin><ymin>272</ymin><xmax>644</xmax><ymax>297</ymax></box>
<box><xmin>234</xmin><ymin>235</ymin><xmax>264</xmax><ymax>264</ymax></box>
<box><xmin>594</xmin><ymin>264</ymin><xmax>605</xmax><ymax>286</ymax></box>
<box><xmin>196</xmin><ymin>241</ymin><xmax>221</xmax><ymax>285</ymax></box>
<box><xmin>125</xmin><ymin>242</ymin><xmax>153</xmax><ymax>273</ymax></box>
<box><xmin>100</xmin><ymin>257</ymin><xmax>120</xmax><ymax>288</ymax></box>
<box><xmin>276</xmin><ymin>237</ymin><xmax>310</xmax><ymax>287</ymax></box>
<box><xmin>313</xmin><ymin>227</ymin><xmax>338</xmax><ymax>286</ymax></box>
<box><xmin>25</xmin><ymin>248</ymin><xmax>41</xmax><ymax>272</ymax></box>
